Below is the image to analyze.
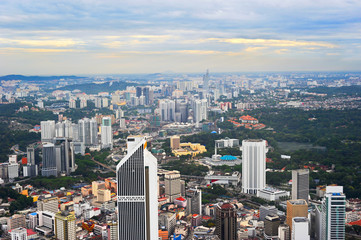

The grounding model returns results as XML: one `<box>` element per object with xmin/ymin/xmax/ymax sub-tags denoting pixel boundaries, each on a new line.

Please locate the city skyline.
<box><xmin>1</xmin><ymin>0</ymin><xmax>361</xmax><ymax>75</ymax></box>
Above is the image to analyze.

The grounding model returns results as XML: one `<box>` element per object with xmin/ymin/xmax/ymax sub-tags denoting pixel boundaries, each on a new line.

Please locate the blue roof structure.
<box><xmin>211</xmin><ymin>131</ymin><xmax>217</xmax><ymax>134</ymax></box>
<box><xmin>220</xmin><ymin>155</ymin><xmax>237</xmax><ymax>161</ymax></box>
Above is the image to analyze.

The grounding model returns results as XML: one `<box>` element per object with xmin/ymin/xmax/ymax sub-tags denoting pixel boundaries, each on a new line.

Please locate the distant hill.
<box><xmin>0</xmin><ymin>74</ymin><xmax>86</xmax><ymax>81</ymax></box>
<box><xmin>308</xmin><ymin>85</ymin><xmax>361</xmax><ymax>95</ymax></box>
<box><xmin>55</xmin><ymin>81</ymin><xmax>138</xmax><ymax>94</ymax></box>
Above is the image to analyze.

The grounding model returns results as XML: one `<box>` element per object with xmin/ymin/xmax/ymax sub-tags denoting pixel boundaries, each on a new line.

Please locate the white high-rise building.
<box><xmin>119</xmin><ymin>118</ymin><xmax>126</xmax><ymax>129</ymax></box>
<box><xmin>116</xmin><ymin>136</ymin><xmax>158</xmax><ymax>240</ymax></box>
<box><xmin>159</xmin><ymin>99</ymin><xmax>176</xmax><ymax>122</ymax></box>
<box><xmin>321</xmin><ymin>186</ymin><xmax>346</xmax><ymax>240</ymax></box>
<box><xmin>80</xmin><ymin>98</ymin><xmax>87</xmax><ymax>108</ymax></box>
<box><xmin>55</xmin><ymin>120</ymin><xmax>73</xmax><ymax>138</ymax></box>
<box><xmin>69</xmin><ymin>98</ymin><xmax>76</xmax><ymax>109</ymax></box>
<box><xmin>292</xmin><ymin>217</ymin><xmax>309</xmax><ymax>240</ymax></box>
<box><xmin>101</xmin><ymin>117</ymin><xmax>112</xmax><ymax>149</ymax></box>
<box><xmin>10</xmin><ymin>227</ymin><xmax>27</xmax><ymax>240</ymax></box>
<box><xmin>78</xmin><ymin>118</ymin><xmax>98</xmax><ymax>146</ymax></box>
<box><xmin>41</xmin><ymin>120</ymin><xmax>55</xmax><ymax>142</ymax></box>
<box><xmin>242</xmin><ymin>139</ymin><xmax>267</xmax><ymax>194</ymax></box>
<box><xmin>193</xmin><ymin>99</ymin><xmax>207</xmax><ymax>126</ymax></box>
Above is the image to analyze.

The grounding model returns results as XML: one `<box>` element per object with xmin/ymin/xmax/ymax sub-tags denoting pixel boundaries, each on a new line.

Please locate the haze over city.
<box><xmin>1</xmin><ymin>0</ymin><xmax>361</xmax><ymax>75</ymax></box>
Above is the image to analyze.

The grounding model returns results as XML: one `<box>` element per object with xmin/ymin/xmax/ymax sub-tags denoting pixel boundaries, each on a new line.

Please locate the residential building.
<box><xmin>41</xmin><ymin>120</ymin><xmax>55</xmax><ymax>142</ymax></box>
<box><xmin>7</xmin><ymin>214</ymin><xmax>26</xmax><ymax>230</ymax></box>
<box><xmin>37</xmin><ymin>196</ymin><xmax>58</xmax><ymax>213</ymax></box>
<box><xmin>101</xmin><ymin>117</ymin><xmax>112</xmax><ymax>149</ymax></box>
<box><xmin>54</xmin><ymin>211</ymin><xmax>76</xmax><ymax>240</ymax></box>
<box><xmin>10</xmin><ymin>227</ymin><xmax>27</xmax><ymax>240</ymax></box>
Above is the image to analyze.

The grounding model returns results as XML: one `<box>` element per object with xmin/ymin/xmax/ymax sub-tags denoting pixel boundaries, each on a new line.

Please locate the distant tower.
<box><xmin>321</xmin><ymin>186</ymin><xmax>346</xmax><ymax>240</ymax></box>
<box><xmin>203</xmin><ymin>69</ymin><xmax>210</xmax><ymax>92</ymax></box>
<box><xmin>242</xmin><ymin>139</ymin><xmax>267</xmax><ymax>194</ymax></box>
<box><xmin>116</xmin><ymin>136</ymin><xmax>158</xmax><ymax>240</ymax></box>
<box><xmin>292</xmin><ymin>169</ymin><xmax>309</xmax><ymax>203</ymax></box>
<box><xmin>42</xmin><ymin>143</ymin><xmax>57</xmax><ymax>177</ymax></box>
<box><xmin>27</xmin><ymin>147</ymin><xmax>35</xmax><ymax>165</ymax></box>
<box><xmin>101</xmin><ymin>117</ymin><xmax>113</xmax><ymax>149</ymax></box>
<box><xmin>78</xmin><ymin>118</ymin><xmax>98</xmax><ymax>146</ymax></box>
<box><xmin>164</xmin><ymin>170</ymin><xmax>181</xmax><ymax>202</ymax></box>
<box><xmin>215</xmin><ymin>202</ymin><xmax>237</xmax><ymax>240</ymax></box>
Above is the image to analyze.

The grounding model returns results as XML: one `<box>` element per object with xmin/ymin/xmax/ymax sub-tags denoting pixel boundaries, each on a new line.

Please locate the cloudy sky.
<box><xmin>1</xmin><ymin>0</ymin><xmax>361</xmax><ymax>75</ymax></box>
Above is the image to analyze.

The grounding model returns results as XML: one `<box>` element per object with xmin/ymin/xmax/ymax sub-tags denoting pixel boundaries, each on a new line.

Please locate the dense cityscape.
<box><xmin>0</xmin><ymin>71</ymin><xmax>360</xmax><ymax>239</ymax></box>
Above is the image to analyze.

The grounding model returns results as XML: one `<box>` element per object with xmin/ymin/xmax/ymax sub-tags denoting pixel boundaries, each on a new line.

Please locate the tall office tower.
<box><xmin>203</xmin><ymin>69</ymin><xmax>210</xmax><ymax>92</ymax></box>
<box><xmin>164</xmin><ymin>171</ymin><xmax>181</xmax><ymax>202</ymax></box>
<box><xmin>170</xmin><ymin>136</ymin><xmax>180</xmax><ymax>150</ymax></box>
<box><xmin>54</xmin><ymin>138</ymin><xmax>75</xmax><ymax>175</ymax></box>
<box><xmin>37</xmin><ymin>196</ymin><xmax>59</xmax><ymax>213</ymax></box>
<box><xmin>101</xmin><ymin>117</ymin><xmax>113</xmax><ymax>149</ymax></box>
<box><xmin>23</xmin><ymin>164</ymin><xmax>38</xmax><ymax>177</ymax></box>
<box><xmin>10</xmin><ymin>227</ymin><xmax>27</xmax><ymax>239</ymax></box>
<box><xmin>292</xmin><ymin>169</ymin><xmax>309</xmax><ymax>203</ymax></box>
<box><xmin>78</xmin><ymin>118</ymin><xmax>98</xmax><ymax>146</ymax></box>
<box><xmin>107</xmin><ymin>221</ymin><xmax>118</xmax><ymax>240</ymax></box>
<box><xmin>264</xmin><ymin>214</ymin><xmax>281</xmax><ymax>239</ymax></box>
<box><xmin>159</xmin><ymin>99</ymin><xmax>176</xmax><ymax>121</ymax></box>
<box><xmin>292</xmin><ymin>217</ymin><xmax>310</xmax><ymax>240</ymax></box>
<box><xmin>116</xmin><ymin>136</ymin><xmax>158</xmax><ymax>240</ymax></box>
<box><xmin>186</xmin><ymin>188</ymin><xmax>202</xmax><ymax>215</ymax></box>
<box><xmin>55</xmin><ymin>211</ymin><xmax>76</xmax><ymax>240</ymax></box>
<box><xmin>68</xmin><ymin>98</ymin><xmax>76</xmax><ymax>109</ymax></box>
<box><xmin>42</xmin><ymin>143</ymin><xmax>57</xmax><ymax>177</ymax></box>
<box><xmin>80</xmin><ymin>98</ymin><xmax>87</xmax><ymax>108</ymax></box>
<box><xmin>179</xmin><ymin>102</ymin><xmax>189</xmax><ymax>123</ymax></box>
<box><xmin>193</xmin><ymin>99</ymin><xmax>208</xmax><ymax>123</ymax></box>
<box><xmin>8</xmin><ymin>162</ymin><xmax>19</xmax><ymax>179</ymax></box>
<box><xmin>321</xmin><ymin>186</ymin><xmax>346</xmax><ymax>240</ymax></box>
<box><xmin>119</xmin><ymin>118</ymin><xmax>126</xmax><ymax>130</ymax></box>
<box><xmin>95</xmin><ymin>97</ymin><xmax>102</xmax><ymax>108</ymax></box>
<box><xmin>41</xmin><ymin>120</ymin><xmax>55</xmax><ymax>142</ymax></box>
<box><xmin>27</xmin><ymin>147</ymin><xmax>35</xmax><ymax>165</ymax></box>
<box><xmin>215</xmin><ymin>202</ymin><xmax>237</xmax><ymax>240</ymax></box>
<box><xmin>286</xmin><ymin>199</ymin><xmax>308</xmax><ymax>232</ymax></box>
<box><xmin>278</xmin><ymin>224</ymin><xmax>290</xmax><ymax>240</ymax></box>
<box><xmin>241</xmin><ymin>139</ymin><xmax>267</xmax><ymax>194</ymax></box>
<box><xmin>0</xmin><ymin>163</ymin><xmax>9</xmax><ymax>181</ymax></box>
<box><xmin>115</xmin><ymin>109</ymin><xmax>124</xmax><ymax>119</ymax></box>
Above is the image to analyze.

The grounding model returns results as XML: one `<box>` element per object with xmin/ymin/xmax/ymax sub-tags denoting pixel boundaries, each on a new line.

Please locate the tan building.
<box><xmin>92</xmin><ymin>181</ymin><xmax>106</xmax><ymax>197</ymax></box>
<box><xmin>7</xmin><ymin>214</ymin><xmax>26</xmax><ymax>230</ymax></box>
<box><xmin>170</xmin><ymin>136</ymin><xmax>180</xmax><ymax>150</ymax></box>
<box><xmin>286</xmin><ymin>199</ymin><xmax>308</xmax><ymax>232</ymax></box>
<box><xmin>97</xmin><ymin>189</ymin><xmax>111</xmax><ymax>203</ymax></box>
<box><xmin>55</xmin><ymin>211</ymin><xmax>76</xmax><ymax>240</ymax></box>
<box><xmin>164</xmin><ymin>170</ymin><xmax>181</xmax><ymax>202</ymax></box>
<box><xmin>107</xmin><ymin>221</ymin><xmax>118</xmax><ymax>240</ymax></box>
<box><xmin>81</xmin><ymin>185</ymin><xmax>92</xmax><ymax>197</ymax></box>
<box><xmin>105</xmin><ymin>178</ymin><xmax>117</xmax><ymax>193</ymax></box>
<box><xmin>37</xmin><ymin>196</ymin><xmax>59</xmax><ymax>213</ymax></box>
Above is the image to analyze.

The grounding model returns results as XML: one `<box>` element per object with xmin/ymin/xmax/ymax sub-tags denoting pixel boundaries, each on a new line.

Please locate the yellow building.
<box><xmin>172</xmin><ymin>142</ymin><xmax>207</xmax><ymax>157</ymax></box>
<box><xmin>55</xmin><ymin>211</ymin><xmax>76</xmax><ymax>240</ymax></box>
<box><xmin>97</xmin><ymin>189</ymin><xmax>111</xmax><ymax>203</ymax></box>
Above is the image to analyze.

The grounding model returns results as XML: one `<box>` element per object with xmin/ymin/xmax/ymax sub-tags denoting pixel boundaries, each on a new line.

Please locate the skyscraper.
<box><xmin>116</xmin><ymin>136</ymin><xmax>158</xmax><ymax>240</ymax></box>
<box><xmin>27</xmin><ymin>147</ymin><xmax>35</xmax><ymax>165</ymax></box>
<box><xmin>203</xmin><ymin>69</ymin><xmax>210</xmax><ymax>93</ymax></box>
<box><xmin>292</xmin><ymin>169</ymin><xmax>309</xmax><ymax>203</ymax></box>
<box><xmin>321</xmin><ymin>186</ymin><xmax>346</xmax><ymax>240</ymax></box>
<box><xmin>186</xmin><ymin>188</ymin><xmax>202</xmax><ymax>215</ymax></box>
<box><xmin>286</xmin><ymin>199</ymin><xmax>308</xmax><ymax>233</ymax></box>
<box><xmin>55</xmin><ymin>211</ymin><xmax>76</xmax><ymax>240</ymax></box>
<box><xmin>159</xmin><ymin>99</ymin><xmax>176</xmax><ymax>122</ymax></box>
<box><xmin>242</xmin><ymin>139</ymin><xmax>267</xmax><ymax>194</ymax></box>
<box><xmin>101</xmin><ymin>117</ymin><xmax>113</xmax><ymax>149</ymax></box>
<box><xmin>78</xmin><ymin>118</ymin><xmax>98</xmax><ymax>146</ymax></box>
<box><xmin>215</xmin><ymin>202</ymin><xmax>237</xmax><ymax>240</ymax></box>
<box><xmin>41</xmin><ymin>120</ymin><xmax>55</xmax><ymax>142</ymax></box>
<box><xmin>54</xmin><ymin>138</ymin><xmax>75</xmax><ymax>175</ymax></box>
<box><xmin>42</xmin><ymin>143</ymin><xmax>57</xmax><ymax>177</ymax></box>
<box><xmin>193</xmin><ymin>99</ymin><xmax>207</xmax><ymax>126</ymax></box>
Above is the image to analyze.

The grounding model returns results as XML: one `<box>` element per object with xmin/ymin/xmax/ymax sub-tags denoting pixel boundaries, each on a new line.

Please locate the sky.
<box><xmin>0</xmin><ymin>0</ymin><xmax>361</xmax><ymax>75</ymax></box>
